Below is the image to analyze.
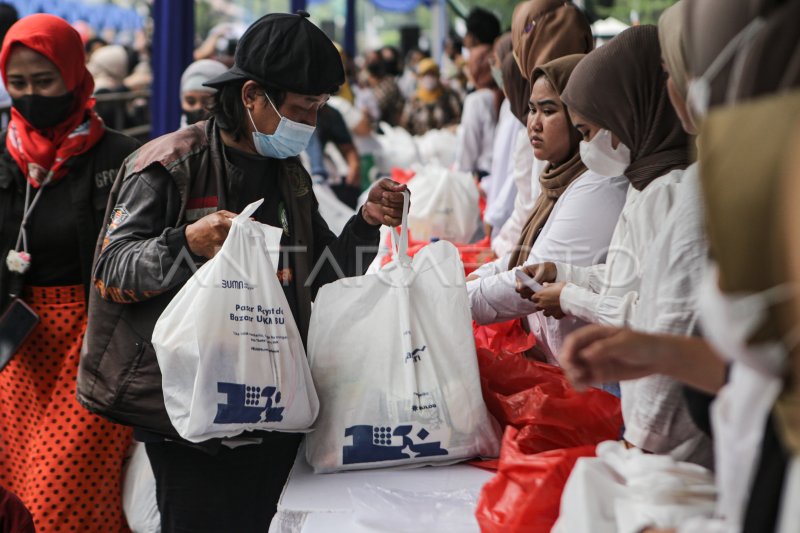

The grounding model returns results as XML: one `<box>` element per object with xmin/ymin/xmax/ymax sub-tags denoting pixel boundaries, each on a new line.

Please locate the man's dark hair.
<box><xmin>466</xmin><ymin>8</ymin><xmax>501</xmax><ymax>46</ymax></box>
<box><xmin>380</xmin><ymin>46</ymin><xmax>401</xmax><ymax>76</ymax></box>
<box><xmin>366</xmin><ymin>57</ymin><xmax>387</xmax><ymax>79</ymax></box>
<box><xmin>210</xmin><ymin>80</ymin><xmax>286</xmax><ymax>142</ymax></box>
<box><xmin>0</xmin><ymin>2</ymin><xmax>18</xmax><ymax>46</ymax></box>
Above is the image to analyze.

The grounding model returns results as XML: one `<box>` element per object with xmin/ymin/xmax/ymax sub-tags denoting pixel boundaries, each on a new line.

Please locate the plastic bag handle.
<box><xmin>389</xmin><ymin>190</ymin><xmax>411</xmax><ymax>264</ymax></box>
<box><xmin>235</xmin><ymin>198</ymin><xmax>265</xmax><ymax>222</ymax></box>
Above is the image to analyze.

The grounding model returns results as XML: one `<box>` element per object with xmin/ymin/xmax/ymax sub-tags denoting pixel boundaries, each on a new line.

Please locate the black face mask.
<box><xmin>12</xmin><ymin>92</ymin><xmax>75</xmax><ymax>130</ymax></box>
<box><xmin>183</xmin><ymin>109</ymin><xmax>209</xmax><ymax>126</ymax></box>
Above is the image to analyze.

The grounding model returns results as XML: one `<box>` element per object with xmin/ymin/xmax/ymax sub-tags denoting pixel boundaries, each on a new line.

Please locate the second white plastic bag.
<box><xmin>305</xmin><ymin>192</ymin><xmax>500</xmax><ymax>473</ymax></box>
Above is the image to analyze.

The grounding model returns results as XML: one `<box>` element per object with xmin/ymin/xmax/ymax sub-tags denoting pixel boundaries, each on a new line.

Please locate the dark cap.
<box><xmin>204</xmin><ymin>11</ymin><xmax>344</xmax><ymax>95</ymax></box>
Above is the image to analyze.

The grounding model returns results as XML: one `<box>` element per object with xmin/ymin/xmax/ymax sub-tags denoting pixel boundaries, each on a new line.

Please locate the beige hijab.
<box><xmin>510</xmin><ymin>0</ymin><xmax>593</xmax><ymax>82</ymax></box>
<box><xmin>776</xmin><ymin>117</ymin><xmax>800</xmax><ymax>456</ymax></box>
<box><xmin>657</xmin><ymin>0</ymin><xmax>690</xmax><ymax>100</ymax></box>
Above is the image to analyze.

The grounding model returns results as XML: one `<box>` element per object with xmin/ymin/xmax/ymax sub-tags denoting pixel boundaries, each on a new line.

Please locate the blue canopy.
<box><xmin>370</xmin><ymin>0</ymin><xmax>432</xmax><ymax>12</ymax></box>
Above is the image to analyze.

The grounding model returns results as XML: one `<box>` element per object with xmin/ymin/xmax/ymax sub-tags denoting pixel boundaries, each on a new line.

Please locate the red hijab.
<box><xmin>0</xmin><ymin>14</ymin><xmax>104</xmax><ymax>187</ymax></box>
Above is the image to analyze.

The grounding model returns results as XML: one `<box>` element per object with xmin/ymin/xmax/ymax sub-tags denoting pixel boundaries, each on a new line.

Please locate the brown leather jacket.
<box><xmin>78</xmin><ymin>119</ymin><xmax>379</xmax><ymax>443</ymax></box>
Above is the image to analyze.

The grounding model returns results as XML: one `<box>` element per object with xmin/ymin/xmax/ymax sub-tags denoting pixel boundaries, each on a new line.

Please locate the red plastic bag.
<box><xmin>380</xmin><ymin>232</ymin><xmax>493</xmax><ymax>276</ymax></box>
<box><xmin>474</xmin><ymin>321</ymin><xmax>622</xmax><ymax>455</ymax></box>
<box><xmin>475</xmin><ymin>426</ymin><xmax>596</xmax><ymax>533</ymax></box>
<box><xmin>390</xmin><ymin>167</ymin><xmax>415</xmax><ymax>184</ymax></box>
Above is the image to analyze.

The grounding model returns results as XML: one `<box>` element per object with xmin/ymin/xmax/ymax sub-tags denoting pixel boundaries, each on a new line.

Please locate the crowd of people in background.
<box><xmin>0</xmin><ymin>1</ymin><xmax>799</xmax><ymax>532</ymax></box>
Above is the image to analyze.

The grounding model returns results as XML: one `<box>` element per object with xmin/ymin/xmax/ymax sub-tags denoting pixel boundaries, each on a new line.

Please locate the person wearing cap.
<box><xmin>179</xmin><ymin>58</ymin><xmax>227</xmax><ymax>127</ymax></box>
<box><xmin>400</xmin><ymin>58</ymin><xmax>462</xmax><ymax>135</ymax></box>
<box><xmin>83</xmin><ymin>12</ymin><xmax>408</xmax><ymax>532</ymax></box>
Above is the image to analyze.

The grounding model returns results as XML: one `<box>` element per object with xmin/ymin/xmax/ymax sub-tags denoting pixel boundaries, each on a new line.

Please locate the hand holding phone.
<box><xmin>0</xmin><ymin>298</ymin><xmax>40</xmax><ymax>371</ymax></box>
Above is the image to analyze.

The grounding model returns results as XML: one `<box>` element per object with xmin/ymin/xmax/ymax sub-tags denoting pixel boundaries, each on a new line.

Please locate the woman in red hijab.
<box><xmin>0</xmin><ymin>14</ymin><xmax>139</xmax><ymax>532</ymax></box>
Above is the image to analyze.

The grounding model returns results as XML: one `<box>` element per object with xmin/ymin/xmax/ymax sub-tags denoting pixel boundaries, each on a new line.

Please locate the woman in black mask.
<box><xmin>0</xmin><ymin>14</ymin><xmax>139</xmax><ymax>531</ymax></box>
<box><xmin>179</xmin><ymin>58</ymin><xmax>227</xmax><ymax>127</ymax></box>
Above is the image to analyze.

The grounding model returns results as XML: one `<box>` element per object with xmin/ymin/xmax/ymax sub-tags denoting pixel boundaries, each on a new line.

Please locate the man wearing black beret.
<box><xmin>82</xmin><ymin>11</ymin><xmax>409</xmax><ymax>532</ymax></box>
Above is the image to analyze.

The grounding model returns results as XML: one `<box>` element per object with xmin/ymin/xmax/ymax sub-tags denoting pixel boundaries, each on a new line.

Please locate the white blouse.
<box><xmin>619</xmin><ymin>164</ymin><xmax>713</xmax><ymax>466</ymax></box>
<box><xmin>555</xmin><ymin>168</ymin><xmax>687</xmax><ymax>327</ymax></box>
<box><xmin>454</xmin><ymin>88</ymin><xmax>498</xmax><ymax>175</ymax></box>
<box><xmin>491</xmin><ymin>130</ymin><xmax>546</xmax><ymax>258</ymax></box>
<box><xmin>483</xmin><ymin>101</ymin><xmax>524</xmax><ymax>235</ymax></box>
<box><xmin>468</xmin><ymin>170</ymin><xmax>628</xmax><ymax>362</ymax></box>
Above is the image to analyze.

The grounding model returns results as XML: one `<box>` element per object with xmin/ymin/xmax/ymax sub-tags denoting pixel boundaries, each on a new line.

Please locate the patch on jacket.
<box><xmin>186</xmin><ymin>196</ymin><xmax>218</xmax><ymax>222</ymax></box>
<box><xmin>286</xmin><ymin>163</ymin><xmax>310</xmax><ymax>198</ymax></box>
<box><xmin>108</xmin><ymin>205</ymin><xmax>130</xmax><ymax>232</ymax></box>
<box><xmin>95</xmin><ymin>169</ymin><xmax>117</xmax><ymax>189</ymax></box>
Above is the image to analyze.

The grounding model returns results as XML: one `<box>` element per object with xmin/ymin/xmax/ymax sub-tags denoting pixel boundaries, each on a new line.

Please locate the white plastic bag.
<box><xmin>414</xmin><ymin>128</ymin><xmax>458</xmax><ymax>167</ymax></box>
<box><xmin>313</xmin><ymin>182</ymin><xmax>355</xmax><ymax>236</ymax></box>
<box><xmin>552</xmin><ymin>441</ymin><xmax>716</xmax><ymax>533</ymax></box>
<box><xmin>349</xmin><ymin>484</ymin><xmax>481</xmax><ymax>533</ymax></box>
<box><xmin>376</xmin><ymin>122</ymin><xmax>421</xmax><ymax>169</ymax></box>
<box><xmin>406</xmin><ymin>164</ymin><xmax>480</xmax><ymax>243</ymax></box>
<box><xmin>153</xmin><ymin>199</ymin><xmax>319</xmax><ymax>442</ymax></box>
<box><xmin>122</xmin><ymin>442</ymin><xmax>160</xmax><ymax>533</ymax></box>
<box><xmin>305</xmin><ymin>192</ymin><xmax>500</xmax><ymax>473</ymax></box>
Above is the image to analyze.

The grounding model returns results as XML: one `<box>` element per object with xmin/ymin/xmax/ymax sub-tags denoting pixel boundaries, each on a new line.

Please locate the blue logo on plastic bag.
<box><xmin>342</xmin><ymin>425</ymin><xmax>449</xmax><ymax>465</ymax></box>
<box><xmin>214</xmin><ymin>382</ymin><xmax>285</xmax><ymax>424</ymax></box>
<box><xmin>405</xmin><ymin>345</ymin><xmax>426</xmax><ymax>363</ymax></box>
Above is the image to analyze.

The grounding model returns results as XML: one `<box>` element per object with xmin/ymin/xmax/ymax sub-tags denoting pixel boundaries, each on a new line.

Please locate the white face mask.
<box><xmin>420</xmin><ymin>75</ymin><xmax>438</xmax><ymax>91</ymax></box>
<box><xmin>696</xmin><ymin>265</ymin><xmax>797</xmax><ymax>378</ymax></box>
<box><xmin>685</xmin><ymin>17</ymin><xmax>766</xmax><ymax>121</ymax></box>
<box><xmin>579</xmin><ymin>129</ymin><xmax>631</xmax><ymax>178</ymax></box>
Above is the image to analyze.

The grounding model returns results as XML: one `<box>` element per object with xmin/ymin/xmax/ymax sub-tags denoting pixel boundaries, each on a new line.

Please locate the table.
<box><xmin>269</xmin><ymin>446</ymin><xmax>494</xmax><ymax>533</ymax></box>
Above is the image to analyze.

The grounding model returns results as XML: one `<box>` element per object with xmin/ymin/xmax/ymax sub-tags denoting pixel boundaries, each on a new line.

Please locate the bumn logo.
<box><xmin>214</xmin><ymin>382</ymin><xmax>284</xmax><ymax>424</ymax></box>
<box><xmin>405</xmin><ymin>345</ymin><xmax>426</xmax><ymax>363</ymax></box>
<box><xmin>342</xmin><ymin>424</ymin><xmax>448</xmax><ymax>465</ymax></box>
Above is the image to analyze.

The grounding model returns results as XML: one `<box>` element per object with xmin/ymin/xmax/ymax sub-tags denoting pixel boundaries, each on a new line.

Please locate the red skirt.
<box><xmin>0</xmin><ymin>285</ymin><xmax>132</xmax><ymax>532</ymax></box>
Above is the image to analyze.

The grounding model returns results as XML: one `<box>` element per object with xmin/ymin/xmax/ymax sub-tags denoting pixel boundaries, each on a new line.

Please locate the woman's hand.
<box><xmin>515</xmin><ymin>262</ymin><xmax>558</xmax><ymax>299</ymax></box>
<box><xmin>560</xmin><ymin>325</ymin><xmax>666</xmax><ymax>391</ymax></box>
<box><xmin>531</xmin><ymin>281</ymin><xmax>566</xmax><ymax>318</ymax></box>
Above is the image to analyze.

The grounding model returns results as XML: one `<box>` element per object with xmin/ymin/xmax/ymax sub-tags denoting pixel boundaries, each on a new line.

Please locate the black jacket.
<box><xmin>0</xmin><ymin>129</ymin><xmax>140</xmax><ymax>313</ymax></box>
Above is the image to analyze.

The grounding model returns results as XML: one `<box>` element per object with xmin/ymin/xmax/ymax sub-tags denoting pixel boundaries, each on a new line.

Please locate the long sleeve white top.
<box><xmin>468</xmin><ymin>170</ymin><xmax>628</xmax><ymax>362</ymax></box>
<box><xmin>491</xmin><ymin>130</ymin><xmax>547</xmax><ymax>258</ymax></box>
<box><xmin>454</xmin><ymin>88</ymin><xmax>498</xmax><ymax>176</ymax></box>
<box><xmin>618</xmin><ymin>164</ymin><xmax>713</xmax><ymax>466</ymax></box>
<box><xmin>483</xmin><ymin>101</ymin><xmax>524</xmax><ymax>233</ymax></box>
<box><xmin>554</xmin><ymin>168</ymin><xmax>687</xmax><ymax>328</ymax></box>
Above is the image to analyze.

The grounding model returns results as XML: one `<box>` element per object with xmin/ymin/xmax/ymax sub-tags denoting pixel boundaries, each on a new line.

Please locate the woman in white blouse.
<box><xmin>522</xmin><ymin>26</ymin><xmax>691</xmax><ymax>333</ymax></box>
<box><xmin>468</xmin><ymin>54</ymin><xmax>627</xmax><ymax>364</ymax></box>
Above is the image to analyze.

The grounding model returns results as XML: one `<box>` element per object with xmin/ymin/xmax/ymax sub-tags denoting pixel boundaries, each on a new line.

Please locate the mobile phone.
<box><xmin>515</xmin><ymin>268</ymin><xmax>544</xmax><ymax>293</ymax></box>
<box><xmin>0</xmin><ymin>298</ymin><xmax>40</xmax><ymax>371</ymax></box>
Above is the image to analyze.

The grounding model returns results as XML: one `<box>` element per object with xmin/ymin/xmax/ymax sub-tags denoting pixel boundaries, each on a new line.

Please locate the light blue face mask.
<box><xmin>248</xmin><ymin>93</ymin><xmax>316</xmax><ymax>159</ymax></box>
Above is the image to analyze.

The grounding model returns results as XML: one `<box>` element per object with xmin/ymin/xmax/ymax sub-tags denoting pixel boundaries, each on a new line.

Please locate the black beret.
<box><xmin>205</xmin><ymin>11</ymin><xmax>344</xmax><ymax>95</ymax></box>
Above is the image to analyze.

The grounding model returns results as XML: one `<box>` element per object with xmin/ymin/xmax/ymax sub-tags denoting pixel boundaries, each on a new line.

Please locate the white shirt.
<box><xmin>483</xmin><ymin>101</ymin><xmax>525</xmax><ymax>234</ymax></box>
<box><xmin>555</xmin><ymin>168</ymin><xmax>686</xmax><ymax>327</ymax></box>
<box><xmin>454</xmin><ymin>88</ymin><xmax>498</xmax><ymax>175</ymax></box>
<box><xmin>491</xmin><ymin>130</ymin><xmax>547</xmax><ymax>258</ymax></box>
<box><xmin>468</xmin><ymin>170</ymin><xmax>628</xmax><ymax>362</ymax></box>
<box><xmin>619</xmin><ymin>164</ymin><xmax>713</xmax><ymax>466</ymax></box>
<box><xmin>327</xmin><ymin>95</ymin><xmax>383</xmax><ymax>163</ymax></box>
